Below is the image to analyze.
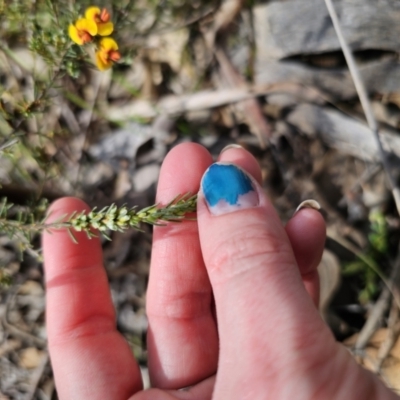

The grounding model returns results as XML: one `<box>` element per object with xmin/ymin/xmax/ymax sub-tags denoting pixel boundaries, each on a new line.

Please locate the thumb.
<box><xmin>197</xmin><ymin>162</ymin><xmax>336</xmax><ymax>398</ymax></box>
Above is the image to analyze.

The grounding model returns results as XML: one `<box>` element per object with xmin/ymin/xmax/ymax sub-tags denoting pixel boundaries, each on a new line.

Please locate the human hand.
<box><xmin>43</xmin><ymin>143</ymin><xmax>399</xmax><ymax>399</ymax></box>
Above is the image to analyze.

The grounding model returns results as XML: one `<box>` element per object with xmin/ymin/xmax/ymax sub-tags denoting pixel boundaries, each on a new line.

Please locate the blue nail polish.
<box><xmin>202</xmin><ymin>163</ymin><xmax>259</xmax><ymax>215</ymax></box>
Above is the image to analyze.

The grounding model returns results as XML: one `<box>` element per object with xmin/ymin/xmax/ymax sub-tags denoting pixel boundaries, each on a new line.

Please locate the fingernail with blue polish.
<box><xmin>201</xmin><ymin>163</ymin><xmax>259</xmax><ymax>216</ymax></box>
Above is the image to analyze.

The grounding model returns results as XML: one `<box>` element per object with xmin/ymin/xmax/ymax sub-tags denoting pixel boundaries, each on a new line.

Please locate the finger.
<box><xmin>129</xmin><ymin>376</ymin><xmax>215</xmax><ymax>400</ymax></box>
<box><xmin>197</xmin><ymin>162</ymin><xmax>337</xmax><ymax>398</ymax></box>
<box><xmin>43</xmin><ymin>197</ymin><xmax>142</xmax><ymax>400</ymax></box>
<box><xmin>219</xmin><ymin>147</ymin><xmax>325</xmax><ymax>306</ymax></box>
<box><xmin>285</xmin><ymin>207</ymin><xmax>326</xmax><ymax>306</ymax></box>
<box><xmin>217</xmin><ymin>145</ymin><xmax>263</xmax><ymax>184</ymax></box>
<box><xmin>146</xmin><ymin>143</ymin><xmax>218</xmax><ymax>389</ymax></box>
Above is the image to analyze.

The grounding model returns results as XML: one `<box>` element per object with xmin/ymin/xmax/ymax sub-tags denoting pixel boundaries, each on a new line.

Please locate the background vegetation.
<box><xmin>1</xmin><ymin>0</ymin><xmax>400</xmax><ymax>397</ymax></box>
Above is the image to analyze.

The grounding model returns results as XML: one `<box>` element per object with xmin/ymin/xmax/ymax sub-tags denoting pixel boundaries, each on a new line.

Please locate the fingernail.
<box><xmin>220</xmin><ymin>144</ymin><xmax>243</xmax><ymax>154</ymax></box>
<box><xmin>201</xmin><ymin>163</ymin><xmax>259</xmax><ymax>216</ymax></box>
<box><xmin>295</xmin><ymin>199</ymin><xmax>321</xmax><ymax>214</ymax></box>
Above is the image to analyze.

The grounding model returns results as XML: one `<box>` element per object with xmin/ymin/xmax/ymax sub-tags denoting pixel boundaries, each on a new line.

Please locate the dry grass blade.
<box><xmin>106</xmin><ymin>83</ymin><xmax>326</xmax><ymax>120</ymax></box>
<box><xmin>324</xmin><ymin>0</ymin><xmax>400</xmax><ymax>215</ymax></box>
<box><xmin>214</xmin><ymin>48</ymin><xmax>272</xmax><ymax>148</ymax></box>
<box><xmin>202</xmin><ymin>0</ymin><xmax>273</xmax><ymax>148</ymax></box>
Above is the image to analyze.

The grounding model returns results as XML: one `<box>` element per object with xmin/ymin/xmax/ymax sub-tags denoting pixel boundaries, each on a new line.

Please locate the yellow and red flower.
<box><xmin>85</xmin><ymin>6</ymin><xmax>114</xmax><ymax>36</ymax></box>
<box><xmin>95</xmin><ymin>38</ymin><xmax>121</xmax><ymax>71</ymax></box>
<box><xmin>68</xmin><ymin>17</ymin><xmax>98</xmax><ymax>45</ymax></box>
<box><xmin>68</xmin><ymin>7</ymin><xmax>120</xmax><ymax>71</ymax></box>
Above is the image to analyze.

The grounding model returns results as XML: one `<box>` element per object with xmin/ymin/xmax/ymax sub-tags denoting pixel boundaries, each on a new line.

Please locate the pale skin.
<box><xmin>43</xmin><ymin>143</ymin><xmax>399</xmax><ymax>399</ymax></box>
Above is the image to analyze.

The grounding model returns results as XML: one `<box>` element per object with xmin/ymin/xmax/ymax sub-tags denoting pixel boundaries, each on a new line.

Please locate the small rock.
<box><xmin>133</xmin><ymin>164</ymin><xmax>160</xmax><ymax>192</ymax></box>
<box><xmin>19</xmin><ymin>347</ymin><xmax>44</xmax><ymax>369</ymax></box>
<box><xmin>18</xmin><ymin>281</ymin><xmax>43</xmax><ymax>296</ymax></box>
<box><xmin>118</xmin><ymin>304</ymin><xmax>148</xmax><ymax>334</ymax></box>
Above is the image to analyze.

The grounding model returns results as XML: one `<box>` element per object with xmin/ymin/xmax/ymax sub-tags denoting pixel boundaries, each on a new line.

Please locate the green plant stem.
<box><xmin>68</xmin><ymin>194</ymin><xmax>198</xmax><ymax>238</ymax></box>
<box><xmin>329</xmin><ymin>231</ymin><xmax>400</xmax><ymax>311</ymax></box>
<box><xmin>0</xmin><ymin>194</ymin><xmax>198</xmax><ymax>243</ymax></box>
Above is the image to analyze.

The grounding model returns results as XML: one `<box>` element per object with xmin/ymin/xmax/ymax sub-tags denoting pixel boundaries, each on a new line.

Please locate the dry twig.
<box><xmin>375</xmin><ymin>300</ymin><xmax>400</xmax><ymax>372</ymax></box>
<box><xmin>24</xmin><ymin>352</ymin><xmax>49</xmax><ymax>400</ymax></box>
<box><xmin>355</xmin><ymin>247</ymin><xmax>400</xmax><ymax>351</ymax></box>
<box><xmin>2</xmin><ymin>290</ymin><xmax>46</xmax><ymax>349</ymax></box>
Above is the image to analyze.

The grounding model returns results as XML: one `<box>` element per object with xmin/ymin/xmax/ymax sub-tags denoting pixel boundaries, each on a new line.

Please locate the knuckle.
<box><xmin>206</xmin><ymin>222</ymin><xmax>294</xmax><ymax>283</ymax></box>
<box><xmin>163</xmin><ymin>289</ymin><xmax>212</xmax><ymax>320</ymax></box>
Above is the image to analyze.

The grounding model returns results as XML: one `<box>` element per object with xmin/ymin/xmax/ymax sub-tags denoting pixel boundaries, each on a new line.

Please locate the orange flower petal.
<box><xmin>100</xmin><ymin>8</ymin><xmax>110</xmax><ymax>22</ymax></box>
<box><xmin>68</xmin><ymin>24</ymin><xmax>83</xmax><ymax>45</ymax></box>
<box><xmin>97</xmin><ymin>21</ymin><xmax>114</xmax><ymax>36</ymax></box>
<box><xmin>109</xmin><ymin>51</ymin><xmax>121</xmax><ymax>62</ymax></box>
